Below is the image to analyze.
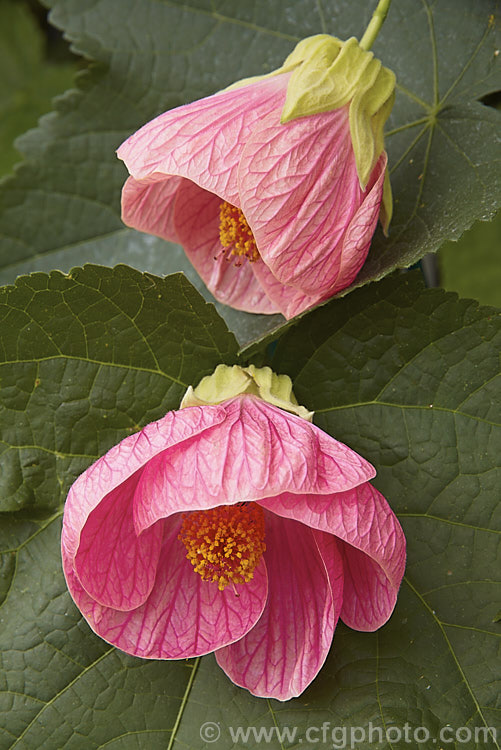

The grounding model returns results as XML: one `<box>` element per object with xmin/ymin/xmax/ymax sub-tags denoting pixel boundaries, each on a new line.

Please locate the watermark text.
<box><xmin>199</xmin><ymin>720</ymin><xmax>498</xmax><ymax>747</ymax></box>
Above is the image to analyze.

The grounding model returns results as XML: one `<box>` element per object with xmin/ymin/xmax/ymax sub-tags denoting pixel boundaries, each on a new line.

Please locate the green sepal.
<box><xmin>180</xmin><ymin>364</ymin><xmax>314</xmax><ymax>421</ymax></box>
<box><xmin>281</xmin><ymin>35</ymin><xmax>395</xmax><ymax>190</ymax></box>
<box><xmin>380</xmin><ymin>167</ymin><xmax>393</xmax><ymax>235</ymax></box>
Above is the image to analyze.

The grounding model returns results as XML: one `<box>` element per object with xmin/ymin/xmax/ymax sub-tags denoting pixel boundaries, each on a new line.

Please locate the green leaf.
<box><xmin>0</xmin><ymin>0</ymin><xmax>498</xmax><ymax>347</ymax></box>
<box><xmin>357</xmin><ymin>0</ymin><xmax>501</xmax><ymax>289</ymax></box>
<box><xmin>2</xmin><ymin>273</ymin><xmax>499</xmax><ymax>747</ymax></box>
<box><xmin>0</xmin><ymin>0</ymin><xmax>76</xmax><ymax>177</ymax></box>
<box><xmin>268</xmin><ymin>273</ymin><xmax>500</xmax><ymax>746</ymax></box>
<box><xmin>0</xmin><ymin>515</ymin><xmax>199</xmax><ymax>750</ymax></box>
<box><xmin>0</xmin><ymin>265</ymin><xmax>238</xmax><ymax>513</ymax></box>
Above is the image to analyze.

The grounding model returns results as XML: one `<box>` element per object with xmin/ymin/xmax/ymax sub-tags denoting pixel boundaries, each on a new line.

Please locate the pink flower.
<box><xmin>62</xmin><ymin>393</ymin><xmax>405</xmax><ymax>700</ymax></box>
<box><xmin>117</xmin><ymin>55</ymin><xmax>389</xmax><ymax>319</ymax></box>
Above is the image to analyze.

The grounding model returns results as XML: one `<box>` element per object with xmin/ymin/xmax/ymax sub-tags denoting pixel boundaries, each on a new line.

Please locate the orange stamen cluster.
<box><xmin>219</xmin><ymin>201</ymin><xmax>260</xmax><ymax>263</ymax></box>
<box><xmin>179</xmin><ymin>503</ymin><xmax>266</xmax><ymax>591</ymax></box>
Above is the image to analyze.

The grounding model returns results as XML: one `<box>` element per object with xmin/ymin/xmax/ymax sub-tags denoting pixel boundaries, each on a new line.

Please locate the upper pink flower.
<box><xmin>117</xmin><ymin>35</ymin><xmax>395</xmax><ymax>320</ymax></box>
<box><xmin>62</xmin><ymin>366</ymin><xmax>405</xmax><ymax>701</ymax></box>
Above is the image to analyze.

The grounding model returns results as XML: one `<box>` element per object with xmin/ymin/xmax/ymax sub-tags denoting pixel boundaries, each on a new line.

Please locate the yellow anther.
<box><xmin>219</xmin><ymin>201</ymin><xmax>260</xmax><ymax>263</ymax></box>
<box><xmin>179</xmin><ymin>503</ymin><xmax>266</xmax><ymax>591</ymax></box>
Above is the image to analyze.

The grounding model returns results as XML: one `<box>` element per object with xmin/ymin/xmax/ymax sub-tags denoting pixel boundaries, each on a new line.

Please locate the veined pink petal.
<box><xmin>339</xmin><ymin>542</ymin><xmax>400</xmax><ymax>631</ymax></box>
<box><xmin>133</xmin><ymin>395</ymin><xmax>375</xmax><ymax>535</ymax></box>
<box><xmin>172</xmin><ymin>179</ymin><xmax>279</xmax><ymax>313</ymax></box>
<box><xmin>121</xmin><ymin>174</ymin><xmax>183</xmax><ymax>243</ymax></box>
<box><xmin>117</xmin><ymin>74</ymin><xmax>289</xmax><ymax>206</ymax></box>
<box><xmin>252</xmin><ymin>260</ymin><xmax>326</xmax><ymax>319</ymax></box>
<box><xmin>331</xmin><ymin>153</ymin><xmax>387</xmax><ymax>292</ymax></box>
<box><xmin>239</xmin><ymin>106</ymin><xmax>368</xmax><ymax>297</ymax></box>
<box><xmin>62</xmin><ymin>515</ymin><xmax>268</xmax><ymax>659</ymax></box>
<box><xmin>313</xmin><ymin>529</ymin><xmax>345</xmax><ymax>626</ymax></box>
<box><xmin>74</xmin><ymin>473</ymin><xmax>163</xmax><ymax>610</ymax></box>
<box><xmin>215</xmin><ymin>513</ymin><xmax>343</xmax><ymax>700</ymax></box>
<box><xmin>258</xmin><ymin>481</ymin><xmax>405</xmax><ymax>592</ymax></box>
<box><xmin>62</xmin><ymin>405</ymin><xmax>226</xmax><ymax>583</ymax></box>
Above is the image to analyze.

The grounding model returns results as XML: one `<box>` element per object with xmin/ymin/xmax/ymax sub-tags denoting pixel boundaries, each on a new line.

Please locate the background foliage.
<box><xmin>0</xmin><ymin>1</ymin><xmax>76</xmax><ymax>177</ymax></box>
<box><xmin>0</xmin><ymin>1</ymin><xmax>499</xmax><ymax>748</ymax></box>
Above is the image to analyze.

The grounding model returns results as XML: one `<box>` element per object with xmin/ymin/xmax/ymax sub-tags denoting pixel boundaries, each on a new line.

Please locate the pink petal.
<box><xmin>252</xmin><ymin>260</ymin><xmax>325</xmax><ymax>319</ymax></box>
<box><xmin>121</xmin><ymin>174</ymin><xmax>183</xmax><ymax>243</ymax></box>
<box><xmin>62</xmin><ymin>514</ymin><xmax>268</xmax><ymax>658</ymax></box>
<box><xmin>74</xmin><ymin>473</ymin><xmax>163</xmax><ymax>610</ymax></box>
<box><xmin>239</xmin><ymin>105</ymin><xmax>367</xmax><ymax>298</ymax></box>
<box><xmin>339</xmin><ymin>542</ymin><xmax>400</xmax><ymax>631</ymax></box>
<box><xmin>117</xmin><ymin>74</ymin><xmax>289</xmax><ymax>206</ymax></box>
<box><xmin>252</xmin><ymin>154</ymin><xmax>387</xmax><ymax>319</ymax></box>
<box><xmin>133</xmin><ymin>395</ymin><xmax>375</xmax><ymax>535</ymax></box>
<box><xmin>172</xmin><ymin>179</ymin><xmax>278</xmax><ymax>313</ymax></box>
<box><xmin>258</xmin><ymin>482</ymin><xmax>406</xmax><ymax>623</ymax></box>
<box><xmin>62</xmin><ymin>405</ymin><xmax>227</xmax><ymax>604</ymax></box>
<box><xmin>215</xmin><ymin>513</ymin><xmax>344</xmax><ymax>700</ymax></box>
<box><xmin>330</xmin><ymin>153</ymin><xmax>387</xmax><ymax>292</ymax></box>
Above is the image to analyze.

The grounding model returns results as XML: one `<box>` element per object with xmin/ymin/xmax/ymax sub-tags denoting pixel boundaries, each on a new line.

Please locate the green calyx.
<box><xmin>180</xmin><ymin>364</ymin><xmax>314</xmax><ymax>422</ymax></box>
<box><xmin>281</xmin><ymin>35</ymin><xmax>395</xmax><ymax>192</ymax></box>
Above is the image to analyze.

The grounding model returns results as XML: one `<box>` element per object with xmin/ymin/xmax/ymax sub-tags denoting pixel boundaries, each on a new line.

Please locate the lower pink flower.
<box><xmin>62</xmin><ymin>393</ymin><xmax>405</xmax><ymax>700</ymax></box>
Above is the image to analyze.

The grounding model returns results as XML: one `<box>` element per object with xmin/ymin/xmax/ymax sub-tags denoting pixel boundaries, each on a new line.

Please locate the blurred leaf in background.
<box><xmin>0</xmin><ymin>0</ymin><xmax>77</xmax><ymax>178</ymax></box>
<box><xmin>439</xmin><ymin>210</ymin><xmax>501</xmax><ymax>308</ymax></box>
<box><xmin>436</xmin><ymin>91</ymin><xmax>501</xmax><ymax>306</ymax></box>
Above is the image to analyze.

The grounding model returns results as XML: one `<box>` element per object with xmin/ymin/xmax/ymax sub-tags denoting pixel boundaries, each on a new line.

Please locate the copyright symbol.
<box><xmin>200</xmin><ymin>721</ymin><xmax>221</xmax><ymax>743</ymax></box>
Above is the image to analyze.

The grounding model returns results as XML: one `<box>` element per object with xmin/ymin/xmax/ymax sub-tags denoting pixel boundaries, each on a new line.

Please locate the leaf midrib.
<box><xmin>0</xmin><ymin>354</ymin><xmax>186</xmax><ymax>385</ymax></box>
<box><xmin>315</xmin><ymin>400</ymin><xmax>500</xmax><ymax>429</ymax></box>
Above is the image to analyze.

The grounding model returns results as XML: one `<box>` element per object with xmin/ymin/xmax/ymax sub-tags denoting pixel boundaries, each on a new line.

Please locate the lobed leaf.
<box><xmin>1</xmin><ymin>273</ymin><xmax>499</xmax><ymax>747</ymax></box>
<box><xmin>0</xmin><ymin>0</ymin><xmax>498</xmax><ymax>346</ymax></box>
<box><xmin>0</xmin><ymin>264</ymin><xmax>237</xmax><ymax>513</ymax></box>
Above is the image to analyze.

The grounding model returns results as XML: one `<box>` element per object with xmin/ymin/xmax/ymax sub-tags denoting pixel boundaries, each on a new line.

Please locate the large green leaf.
<box><xmin>1</xmin><ymin>273</ymin><xmax>499</xmax><ymax>747</ymax></box>
<box><xmin>0</xmin><ymin>0</ymin><xmax>498</xmax><ymax>347</ymax></box>
<box><xmin>0</xmin><ymin>265</ymin><xmax>237</xmax><ymax>513</ymax></box>
<box><xmin>0</xmin><ymin>515</ymin><xmax>198</xmax><ymax>750</ymax></box>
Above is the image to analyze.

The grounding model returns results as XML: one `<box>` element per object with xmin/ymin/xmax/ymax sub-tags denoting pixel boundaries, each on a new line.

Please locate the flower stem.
<box><xmin>359</xmin><ymin>0</ymin><xmax>392</xmax><ymax>50</ymax></box>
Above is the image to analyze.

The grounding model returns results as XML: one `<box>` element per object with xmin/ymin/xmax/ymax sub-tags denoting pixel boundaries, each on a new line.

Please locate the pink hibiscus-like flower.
<box><xmin>117</xmin><ymin>36</ymin><xmax>395</xmax><ymax>319</ymax></box>
<box><xmin>62</xmin><ymin>365</ymin><xmax>405</xmax><ymax>700</ymax></box>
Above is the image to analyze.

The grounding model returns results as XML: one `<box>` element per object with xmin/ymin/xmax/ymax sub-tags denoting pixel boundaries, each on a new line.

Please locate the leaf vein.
<box><xmin>10</xmin><ymin>647</ymin><xmax>115</xmax><ymax>749</ymax></box>
<box><xmin>404</xmin><ymin>577</ymin><xmax>501</xmax><ymax>749</ymax></box>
